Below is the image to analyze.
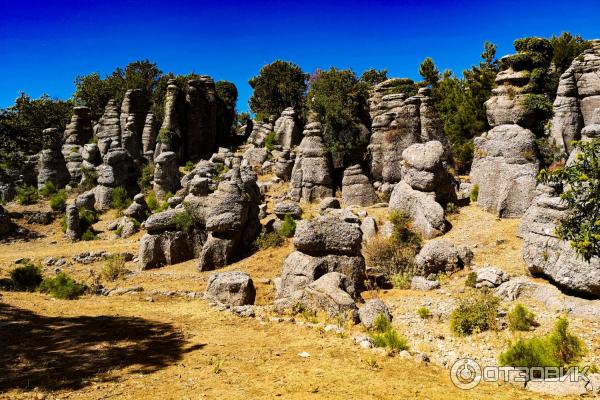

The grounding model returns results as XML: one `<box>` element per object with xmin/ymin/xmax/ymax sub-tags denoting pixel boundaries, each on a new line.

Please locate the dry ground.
<box><xmin>0</xmin><ymin>202</ymin><xmax>593</xmax><ymax>399</ymax></box>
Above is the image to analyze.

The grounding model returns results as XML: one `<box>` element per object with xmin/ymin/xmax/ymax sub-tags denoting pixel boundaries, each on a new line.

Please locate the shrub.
<box><xmin>446</xmin><ymin>202</ymin><xmax>458</xmax><ymax>214</ymax></box>
<box><xmin>390</xmin><ymin>272</ymin><xmax>412</xmax><ymax>289</ymax></box>
<box><xmin>370</xmin><ymin>313</ymin><xmax>409</xmax><ymax>353</ymax></box>
<box><xmin>450</xmin><ymin>290</ymin><xmax>499</xmax><ymax>336</ymax></box>
<box><xmin>417</xmin><ymin>306</ymin><xmax>432</xmax><ymax>319</ymax></box>
<box><xmin>388</xmin><ymin>211</ymin><xmax>422</xmax><ymax>248</ymax></box>
<box><xmin>39</xmin><ymin>181</ymin><xmax>57</xmax><ymax>197</ymax></box>
<box><xmin>9</xmin><ymin>260</ymin><xmax>43</xmax><ymax>291</ymax></box>
<box><xmin>499</xmin><ymin>317</ymin><xmax>585</xmax><ymax>374</ymax></box>
<box><xmin>39</xmin><ymin>272</ymin><xmax>85</xmax><ymax>299</ymax></box>
<box><xmin>214</xmin><ymin>162</ymin><xmax>229</xmax><ymax>182</ymax></box>
<box><xmin>81</xmin><ymin>229</ymin><xmax>96</xmax><ymax>241</ymax></box>
<box><xmin>470</xmin><ymin>184</ymin><xmax>479</xmax><ymax>202</ymax></box>
<box><xmin>508</xmin><ymin>304</ymin><xmax>537</xmax><ymax>332</ymax></box>
<box><xmin>280</xmin><ymin>214</ymin><xmax>296</xmax><ymax>238</ymax></box>
<box><xmin>172</xmin><ymin>206</ymin><xmax>193</xmax><ymax>233</ymax></box>
<box><xmin>138</xmin><ymin>163</ymin><xmax>154</xmax><ymax>192</ymax></box>
<box><xmin>49</xmin><ymin>190</ymin><xmax>67</xmax><ymax>211</ymax></box>
<box><xmin>15</xmin><ymin>185</ymin><xmax>38</xmax><ymax>205</ymax></box>
<box><xmin>101</xmin><ymin>254</ymin><xmax>126</xmax><ymax>282</ymax></box>
<box><xmin>255</xmin><ymin>231</ymin><xmax>285</xmax><ymax>249</ymax></box>
<box><xmin>264</xmin><ymin>131</ymin><xmax>277</xmax><ymax>152</ymax></box>
<box><xmin>111</xmin><ymin>186</ymin><xmax>131</xmax><ymax>210</ymax></box>
<box><xmin>183</xmin><ymin>160</ymin><xmax>194</xmax><ymax>173</ymax></box>
<box><xmin>465</xmin><ymin>272</ymin><xmax>477</xmax><ymax>288</ymax></box>
<box><xmin>60</xmin><ymin>215</ymin><xmax>67</xmax><ymax>233</ymax></box>
<box><xmin>146</xmin><ymin>191</ymin><xmax>171</xmax><ymax>213</ymax></box>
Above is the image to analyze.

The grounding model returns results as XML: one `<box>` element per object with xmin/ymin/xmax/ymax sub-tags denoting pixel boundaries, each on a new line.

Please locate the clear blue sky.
<box><xmin>1</xmin><ymin>0</ymin><xmax>599</xmax><ymax>112</ymax></box>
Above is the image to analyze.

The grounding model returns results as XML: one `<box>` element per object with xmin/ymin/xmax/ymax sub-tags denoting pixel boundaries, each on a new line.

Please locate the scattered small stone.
<box><xmin>298</xmin><ymin>351</ymin><xmax>310</xmax><ymax>358</ymax></box>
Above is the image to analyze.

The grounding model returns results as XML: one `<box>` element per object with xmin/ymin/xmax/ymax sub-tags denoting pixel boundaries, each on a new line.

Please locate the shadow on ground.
<box><xmin>0</xmin><ymin>302</ymin><xmax>204</xmax><ymax>391</ymax></box>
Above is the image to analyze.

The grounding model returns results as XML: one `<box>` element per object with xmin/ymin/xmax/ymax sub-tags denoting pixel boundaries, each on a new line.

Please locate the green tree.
<box><xmin>550</xmin><ymin>32</ymin><xmax>592</xmax><ymax>76</ymax></box>
<box><xmin>539</xmin><ymin>139</ymin><xmax>600</xmax><ymax>261</ymax></box>
<box><xmin>74</xmin><ymin>70</ymin><xmax>124</xmax><ymax>119</ymax></box>
<box><xmin>359</xmin><ymin>68</ymin><xmax>388</xmax><ymax>86</ymax></box>
<box><xmin>419</xmin><ymin>57</ymin><xmax>440</xmax><ymax>87</ymax></box>
<box><xmin>123</xmin><ymin>59</ymin><xmax>162</xmax><ymax>98</ymax></box>
<box><xmin>248</xmin><ymin>60</ymin><xmax>308</xmax><ymax>120</ymax></box>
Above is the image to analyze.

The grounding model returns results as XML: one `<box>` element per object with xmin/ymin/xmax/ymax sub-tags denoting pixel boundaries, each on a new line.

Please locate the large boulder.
<box><xmin>96</xmin><ymin>100</ymin><xmax>122</xmax><ymax>156</ymax></box>
<box><xmin>341</xmin><ymin>165</ymin><xmax>377</xmax><ymax>206</ymax></box>
<box><xmin>358</xmin><ymin>299</ymin><xmax>392</xmax><ymax>329</ymax></box>
<box><xmin>205</xmin><ymin>271</ymin><xmax>256</xmax><ymax>306</ymax></box>
<box><xmin>293</xmin><ymin>216</ymin><xmax>362</xmax><ymax>256</ymax></box>
<box><xmin>273</xmin><ymin>107</ymin><xmax>300</xmax><ymax>149</ymax></box>
<box><xmin>37</xmin><ymin>129</ymin><xmax>70</xmax><ymax>190</ymax></box>
<box><xmin>153</xmin><ymin>151</ymin><xmax>180</xmax><ymax>200</ymax></box>
<box><xmin>139</xmin><ymin>230</ymin><xmax>194</xmax><ymax>270</ymax></box>
<box><xmin>415</xmin><ymin>239</ymin><xmax>473</xmax><ymax>276</ymax></box>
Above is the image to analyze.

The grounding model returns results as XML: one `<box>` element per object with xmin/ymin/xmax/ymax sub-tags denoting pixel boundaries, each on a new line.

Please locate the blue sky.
<box><xmin>1</xmin><ymin>0</ymin><xmax>599</xmax><ymax>112</ymax></box>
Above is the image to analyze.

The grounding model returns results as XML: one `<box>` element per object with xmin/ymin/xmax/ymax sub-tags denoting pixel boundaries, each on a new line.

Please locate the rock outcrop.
<box><xmin>389</xmin><ymin>141</ymin><xmax>456</xmax><ymax>238</ymax></box>
<box><xmin>155</xmin><ymin>80</ymin><xmax>183</xmax><ymax>160</ymax></box>
<box><xmin>65</xmin><ymin>204</ymin><xmax>80</xmax><ymax>241</ymax></box>
<box><xmin>519</xmin><ymin>184</ymin><xmax>600</xmax><ymax>296</ymax></box>
<box><xmin>341</xmin><ymin>165</ymin><xmax>376</xmax><ymax>206</ymax></box>
<box><xmin>273</xmin><ymin>149</ymin><xmax>295</xmax><ymax>181</ymax></box>
<box><xmin>550</xmin><ymin>40</ymin><xmax>600</xmax><ymax>155</ymax></box>
<box><xmin>120</xmin><ymin>89</ymin><xmax>148</xmax><ymax>164</ymax></box>
<box><xmin>247</xmin><ymin>120</ymin><xmax>273</xmax><ymax>147</ymax></box>
<box><xmin>37</xmin><ymin>128</ymin><xmax>70</xmax><ymax>190</ymax></box>
<box><xmin>289</xmin><ymin>122</ymin><xmax>334</xmax><ymax>202</ymax></box>
<box><xmin>61</xmin><ymin>106</ymin><xmax>92</xmax><ymax>185</ymax></box>
<box><xmin>96</xmin><ymin>100</ymin><xmax>122</xmax><ymax>157</ymax></box>
<box><xmin>415</xmin><ymin>239</ymin><xmax>473</xmax><ymax>276</ymax></box>
<box><xmin>186</xmin><ymin>77</ymin><xmax>217</xmax><ymax>161</ymax></box>
<box><xmin>153</xmin><ymin>151</ymin><xmax>180</xmax><ymax>200</ymax></box>
<box><xmin>93</xmin><ymin>148</ymin><xmax>133</xmax><ymax>210</ymax></box>
<box><xmin>273</xmin><ymin>107</ymin><xmax>300</xmax><ymax>149</ymax></box>
<box><xmin>205</xmin><ymin>271</ymin><xmax>256</xmax><ymax>306</ymax></box>
<box><xmin>142</xmin><ymin>113</ymin><xmax>157</xmax><ymax>161</ymax></box>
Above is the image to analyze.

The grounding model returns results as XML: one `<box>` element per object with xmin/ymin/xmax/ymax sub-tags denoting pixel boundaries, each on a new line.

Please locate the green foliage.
<box><xmin>214</xmin><ymin>162</ymin><xmax>230</xmax><ymax>182</ymax></box>
<box><xmin>215</xmin><ymin>80</ymin><xmax>238</xmax><ymax>139</ymax></box>
<box><xmin>264</xmin><ymin>131</ymin><xmax>277</xmax><ymax>152</ymax></box>
<box><xmin>470</xmin><ymin>184</ymin><xmax>479</xmax><ymax>202</ymax></box>
<box><xmin>390</xmin><ymin>272</ymin><xmax>412</xmax><ymax>289</ymax></box>
<box><xmin>550</xmin><ymin>33</ymin><xmax>593</xmax><ymax>76</ymax></box>
<box><xmin>183</xmin><ymin>161</ymin><xmax>194</xmax><ymax>172</ymax></box>
<box><xmin>248</xmin><ymin>60</ymin><xmax>308</xmax><ymax>119</ymax></box>
<box><xmin>172</xmin><ymin>205</ymin><xmax>193</xmax><ymax>233</ymax></box>
<box><xmin>156</xmin><ymin>128</ymin><xmax>171</xmax><ymax>145</ymax></box>
<box><xmin>39</xmin><ymin>272</ymin><xmax>85</xmax><ymax>300</ymax></box>
<box><xmin>138</xmin><ymin>162</ymin><xmax>154</xmax><ymax>192</ymax></box>
<box><xmin>78</xmin><ymin>208</ymin><xmax>97</xmax><ymax>228</ymax></box>
<box><xmin>388</xmin><ymin>211</ymin><xmax>422</xmax><ymax>247</ymax></box>
<box><xmin>521</xmin><ymin>94</ymin><xmax>553</xmax><ymax>135</ymax></box>
<box><xmin>417</xmin><ymin>306</ymin><xmax>432</xmax><ymax>319</ymax></box>
<box><xmin>539</xmin><ymin>140</ymin><xmax>600</xmax><ymax>261</ymax></box>
<box><xmin>255</xmin><ymin>231</ymin><xmax>285</xmax><ymax>249</ymax></box>
<box><xmin>39</xmin><ymin>181</ymin><xmax>57</xmax><ymax>197</ymax></box>
<box><xmin>110</xmin><ymin>186</ymin><xmax>131</xmax><ymax>210</ymax></box>
<box><xmin>450</xmin><ymin>290</ymin><xmax>499</xmax><ymax>336</ymax></box>
<box><xmin>280</xmin><ymin>214</ymin><xmax>297</xmax><ymax>238</ymax></box>
<box><xmin>499</xmin><ymin>317</ymin><xmax>585</xmax><ymax>372</ymax></box>
<box><xmin>446</xmin><ymin>202</ymin><xmax>458</xmax><ymax>214</ymax></box>
<box><xmin>101</xmin><ymin>254</ymin><xmax>127</xmax><ymax>282</ymax></box>
<box><xmin>359</xmin><ymin>68</ymin><xmax>388</xmax><ymax>86</ymax></box>
<box><xmin>49</xmin><ymin>190</ymin><xmax>67</xmax><ymax>212</ymax></box>
<box><xmin>465</xmin><ymin>272</ymin><xmax>477</xmax><ymax>288</ymax></box>
<box><xmin>370</xmin><ymin>313</ymin><xmax>409</xmax><ymax>353</ymax></box>
<box><xmin>60</xmin><ymin>215</ymin><xmax>67</xmax><ymax>234</ymax></box>
<box><xmin>81</xmin><ymin>229</ymin><xmax>96</xmax><ymax>241</ymax></box>
<box><xmin>308</xmin><ymin>67</ymin><xmax>370</xmax><ymax>166</ymax></box>
<box><xmin>15</xmin><ymin>185</ymin><xmax>38</xmax><ymax>205</ymax></box>
<box><xmin>508</xmin><ymin>304</ymin><xmax>537</xmax><ymax>332</ymax></box>
<box><xmin>419</xmin><ymin>57</ymin><xmax>441</xmax><ymax>86</ymax></box>
<box><xmin>9</xmin><ymin>260</ymin><xmax>43</xmax><ymax>291</ymax></box>
<box><xmin>383</xmin><ymin>78</ymin><xmax>418</xmax><ymax>97</ymax></box>
<box><xmin>146</xmin><ymin>191</ymin><xmax>171</xmax><ymax>213</ymax></box>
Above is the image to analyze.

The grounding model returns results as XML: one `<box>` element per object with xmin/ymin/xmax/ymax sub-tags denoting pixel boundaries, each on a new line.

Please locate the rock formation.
<box><xmin>61</xmin><ymin>106</ymin><xmax>93</xmax><ymax>185</ymax></box>
<box><xmin>273</xmin><ymin>149</ymin><xmax>294</xmax><ymax>181</ymax></box>
<box><xmin>341</xmin><ymin>164</ymin><xmax>376</xmax><ymax>206</ymax></box>
<box><xmin>142</xmin><ymin>113</ymin><xmax>157</xmax><ymax>161</ymax></box>
<box><xmin>186</xmin><ymin>77</ymin><xmax>217</xmax><ymax>161</ymax></box>
<box><xmin>153</xmin><ymin>151</ymin><xmax>180</xmax><ymax>200</ymax></box>
<box><xmin>93</xmin><ymin>148</ymin><xmax>132</xmax><ymax>210</ymax></box>
<box><xmin>550</xmin><ymin>40</ymin><xmax>600</xmax><ymax>155</ymax></box>
<box><xmin>389</xmin><ymin>141</ymin><xmax>456</xmax><ymax>238</ymax></box>
<box><xmin>247</xmin><ymin>120</ymin><xmax>273</xmax><ymax>147</ymax></box>
<box><xmin>289</xmin><ymin>122</ymin><xmax>334</xmax><ymax>202</ymax></box>
<box><xmin>120</xmin><ymin>89</ymin><xmax>148</xmax><ymax>164</ymax></box>
<box><xmin>37</xmin><ymin>128</ymin><xmax>70</xmax><ymax>190</ymax></box>
<box><xmin>95</xmin><ymin>100</ymin><xmax>122</xmax><ymax>156</ymax></box>
<box><xmin>205</xmin><ymin>271</ymin><xmax>256</xmax><ymax>306</ymax></box>
<box><xmin>65</xmin><ymin>204</ymin><xmax>80</xmax><ymax>241</ymax></box>
<box><xmin>155</xmin><ymin>80</ymin><xmax>183</xmax><ymax>161</ymax></box>
<box><xmin>273</xmin><ymin>107</ymin><xmax>300</xmax><ymax>148</ymax></box>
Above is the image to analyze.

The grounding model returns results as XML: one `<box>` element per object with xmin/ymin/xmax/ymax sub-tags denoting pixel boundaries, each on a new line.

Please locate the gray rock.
<box><xmin>65</xmin><ymin>204</ymin><xmax>80</xmax><ymax>241</ymax></box>
<box><xmin>273</xmin><ymin>201</ymin><xmax>302</xmax><ymax>219</ymax></box>
<box><xmin>341</xmin><ymin>164</ymin><xmax>377</xmax><ymax>206</ymax></box>
<box><xmin>75</xmin><ymin>191</ymin><xmax>95</xmax><ymax>212</ymax></box>
<box><xmin>139</xmin><ymin>231</ymin><xmax>193</xmax><ymax>270</ymax></box>
<box><xmin>153</xmin><ymin>151</ymin><xmax>180</xmax><ymax>200</ymax></box>
<box><xmin>415</xmin><ymin>239</ymin><xmax>472</xmax><ymax>275</ymax></box>
<box><xmin>243</xmin><ymin>146</ymin><xmax>268</xmax><ymax>167</ymax></box>
<box><xmin>319</xmin><ymin>197</ymin><xmax>341</xmax><ymax>212</ymax></box>
<box><xmin>360</xmin><ymin>217</ymin><xmax>378</xmax><ymax>242</ymax></box>
<box><xmin>410</xmin><ymin>276</ymin><xmax>441</xmax><ymax>291</ymax></box>
<box><xmin>293</xmin><ymin>216</ymin><xmax>362</xmax><ymax>256</ymax></box>
<box><xmin>358</xmin><ymin>299</ymin><xmax>392</xmax><ymax>329</ymax></box>
<box><xmin>206</xmin><ymin>271</ymin><xmax>256</xmax><ymax>306</ymax></box>
<box><xmin>274</xmin><ymin>107</ymin><xmax>300</xmax><ymax>149</ymax></box>
<box><xmin>474</xmin><ymin>266</ymin><xmax>509</xmax><ymax>288</ymax></box>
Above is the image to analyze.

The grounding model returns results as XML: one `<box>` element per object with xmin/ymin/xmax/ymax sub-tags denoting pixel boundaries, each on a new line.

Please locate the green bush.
<box><xmin>15</xmin><ymin>185</ymin><xmax>38</xmax><ymax>205</ymax></box>
<box><xmin>81</xmin><ymin>229</ymin><xmax>96</xmax><ymax>241</ymax></box>
<box><xmin>465</xmin><ymin>272</ymin><xmax>477</xmax><ymax>288</ymax></box>
<box><xmin>39</xmin><ymin>181</ymin><xmax>57</xmax><ymax>197</ymax></box>
<box><xmin>264</xmin><ymin>131</ymin><xmax>277</xmax><ymax>152</ymax></box>
<box><xmin>470</xmin><ymin>184</ymin><xmax>479</xmax><ymax>202</ymax></box>
<box><xmin>183</xmin><ymin>160</ymin><xmax>194</xmax><ymax>173</ymax></box>
<box><xmin>255</xmin><ymin>231</ymin><xmax>285</xmax><ymax>249</ymax></box>
<box><xmin>450</xmin><ymin>290</ymin><xmax>499</xmax><ymax>336</ymax></box>
<box><xmin>146</xmin><ymin>191</ymin><xmax>171</xmax><ymax>213</ymax></box>
<box><xmin>417</xmin><ymin>306</ymin><xmax>432</xmax><ymax>319</ymax></box>
<box><xmin>60</xmin><ymin>215</ymin><xmax>67</xmax><ymax>233</ymax></box>
<box><xmin>214</xmin><ymin>162</ymin><xmax>230</xmax><ymax>182</ymax></box>
<box><xmin>499</xmin><ymin>317</ymin><xmax>585</xmax><ymax>374</ymax></box>
<box><xmin>9</xmin><ymin>260</ymin><xmax>43</xmax><ymax>291</ymax></box>
<box><xmin>111</xmin><ymin>186</ymin><xmax>131</xmax><ymax>210</ymax></box>
<box><xmin>79</xmin><ymin>208</ymin><xmax>97</xmax><ymax>229</ymax></box>
<box><xmin>101</xmin><ymin>254</ymin><xmax>126</xmax><ymax>282</ymax></box>
<box><xmin>280</xmin><ymin>214</ymin><xmax>296</xmax><ymax>238</ymax></box>
<box><xmin>49</xmin><ymin>190</ymin><xmax>67</xmax><ymax>211</ymax></box>
<box><xmin>172</xmin><ymin>206</ymin><xmax>193</xmax><ymax>233</ymax></box>
<box><xmin>390</xmin><ymin>272</ymin><xmax>412</xmax><ymax>289</ymax></box>
<box><xmin>370</xmin><ymin>313</ymin><xmax>409</xmax><ymax>353</ymax></box>
<box><xmin>508</xmin><ymin>304</ymin><xmax>537</xmax><ymax>332</ymax></box>
<box><xmin>39</xmin><ymin>272</ymin><xmax>85</xmax><ymax>300</ymax></box>
<box><xmin>138</xmin><ymin>163</ymin><xmax>154</xmax><ymax>192</ymax></box>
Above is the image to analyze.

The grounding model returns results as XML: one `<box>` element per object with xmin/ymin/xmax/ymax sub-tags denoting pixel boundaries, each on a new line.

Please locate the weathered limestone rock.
<box><xmin>341</xmin><ymin>165</ymin><xmax>376</xmax><ymax>206</ymax></box>
<box><xmin>242</xmin><ymin>146</ymin><xmax>268</xmax><ymax>168</ymax></box>
<box><xmin>205</xmin><ymin>271</ymin><xmax>256</xmax><ymax>306</ymax></box>
<box><xmin>289</xmin><ymin>122</ymin><xmax>334</xmax><ymax>202</ymax></box>
<box><xmin>273</xmin><ymin>201</ymin><xmax>302</xmax><ymax>219</ymax></box>
<box><xmin>37</xmin><ymin>129</ymin><xmax>70</xmax><ymax>190</ymax></box>
<box><xmin>153</xmin><ymin>151</ymin><xmax>180</xmax><ymax>200</ymax></box>
<box><xmin>108</xmin><ymin>216</ymin><xmax>139</xmax><ymax>238</ymax></box>
<box><xmin>93</xmin><ymin>148</ymin><xmax>133</xmax><ymax>210</ymax></box>
<box><xmin>415</xmin><ymin>239</ymin><xmax>473</xmax><ymax>276</ymax></box>
<box><xmin>123</xmin><ymin>193</ymin><xmax>149</xmax><ymax>222</ymax></box>
<box><xmin>139</xmin><ymin>230</ymin><xmax>194</xmax><ymax>270</ymax></box>
<box><xmin>273</xmin><ymin>107</ymin><xmax>300</xmax><ymax>148</ymax></box>
<box><xmin>473</xmin><ymin>266</ymin><xmax>509</xmax><ymax>289</ymax></box>
<box><xmin>63</xmin><ymin>106</ymin><xmax>92</xmax><ymax>145</ymax></box>
<box><xmin>155</xmin><ymin>80</ymin><xmax>183</xmax><ymax>161</ymax></box>
<box><xmin>519</xmin><ymin>184</ymin><xmax>600</xmax><ymax>296</ymax></box>
<box><xmin>120</xmin><ymin>89</ymin><xmax>148</xmax><ymax>164</ymax></box>
<box><xmin>411</xmin><ymin>276</ymin><xmax>441</xmax><ymax>291</ymax></box>
<box><xmin>319</xmin><ymin>197</ymin><xmax>340</xmax><ymax>212</ymax></box>
<box><xmin>360</xmin><ymin>216</ymin><xmax>378</xmax><ymax>242</ymax></box>
<box><xmin>550</xmin><ymin>40</ymin><xmax>600</xmax><ymax>154</ymax></box>
<box><xmin>273</xmin><ymin>149</ymin><xmax>294</xmax><ymax>181</ymax></box>
<box><xmin>186</xmin><ymin>77</ymin><xmax>217</xmax><ymax>161</ymax></box>
<box><xmin>294</xmin><ymin>216</ymin><xmax>362</xmax><ymax>257</ymax></box>
<box><xmin>247</xmin><ymin>120</ymin><xmax>273</xmax><ymax>147</ymax></box>
<box><xmin>65</xmin><ymin>204</ymin><xmax>80</xmax><ymax>241</ymax></box>
<box><xmin>75</xmin><ymin>191</ymin><xmax>95</xmax><ymax>212</ymax></box>
<box><xmin>142</xmin><ymin>113</ymin><xmax>157</xmax><ymax>161</ymax></box>
<box><xmin>470</xmin><ymin>124</ymin><xmax>539</xmax><ymax>217</ymax></box>
<box><xmin>358</xmin><ymin>299</ymin><xmax>392</xmax><ymax>329</ymax></box>
<box><xmin>96</xmin><ymin>100</ymin><xmax>121</xmax><ymax>156</ymax></box>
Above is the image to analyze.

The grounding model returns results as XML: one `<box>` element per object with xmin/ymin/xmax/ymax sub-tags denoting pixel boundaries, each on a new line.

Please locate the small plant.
<box><xmin>39</xmin><ymin>272</ymin><xmax>85</xmax><ymax>299</ymax></box>
<box><xmin>446</xmin><ymin>202</ymin><xmax>458</xmax><ymax>214</ymax></box>
<box><xmin>470</xmin><ymin>184</ymin><xmax>479</xmax><ymax>202</ymax></box>
<box><xmin>214</xmin><ymin>162</ymin><xmax>230</xmax><ymax>182</ymax></box>
<box><xmin>49</xmin><ymin>190</ymin><xmax>67</xmax><ymax>211</ymax></box>
<box><xmin>172</xmin><ymin>205</ymin><xmax>193</xmax><ymax>233</ymax></box>
<box><xmin>363</xmin><ymin>356</ymin><xmax>381</xmax><ymax>370</ymax></box>
<box><xmin>39</xmin><ymin>181</ymin><xmax>57</xmax><ymax>197</ymax></box>
<box><xmin>255</xmin><ymin>231</ymin><xmax>285</xmax><ymax>249</ymax></box>
<box><xmin>138</xmin><ymin>163</ymin><xmax>154</xmax><ymax>192</ymax></box>
<box><xmin>508</xmin><ymin>304</ymin><xmax>537</xmax><ymax>332</ymax></box>
<box><xmin>15</xmin><ymin>185</ymin><xmax>38</xmax><ymax>205</ymax></box>
<box><xmin>417</xmin><ymin>306</ymin><xmax>432</xmax><ymax>319</ymax></box>
<box><xmin>157</xmin><ymin>128</ymin><xmax>171</xmax><ymax>144</ymax></box>
<box><xmin>499</xmin><ymin>317</ymin><xmax>585</xmax><ymax>374</ymax></box>
<box><xmin>60</xmin><ymin>215</ymin><xmax>67</xmax><ymax>233</ymax></box>
<box><xmin>101</xmin><ymin>254</ymin><xmax>127</xmax><ymax>282</ymax></box>
<box><xmin>370</xmin><ymin>313</ymin><xmax>409</xmax><ymax>353</ymax></box>
<box><xmin>450</xmin><ymin>290</ymin><xmax>499</xmax><ymax>336</ymax></box>
<box><xmin>9</xmin><ymin>260</ymin><xmax>43</xmax><ymax>291</ymax></box>
<box><xmin>183</xmin><ymin>161</ymin><xmax>194</xmax><ymax>172</ymax></box>
<box><xmin>264</xmin><ymin>131</ymin><xmax>277</xmax><ymax>152</ymax></box>
<box><xmin>111</xmin><ymin>186</ymin><xmax>131</xmax><ymax>210</ymax></box>
<box><xmin>81</xmin><ymin>229</ymin><xmax>96</xmax><ymax>241</ymax></box>
<box><xmin>464</xmin><ymin>272</ymin><xmax>477</xmax><ymax>288</ymax></box>
<box><xmin>115</xmin><ymin>226</ymin><xmax>123</xmax><ymax>236</ymax></box>
<box><xmin>390</xmin><ymin>272</ymin><xmax>412</xmax><ymax>289</ymax></box>
<box><xmin>146</xmin><ymin>191</ymin><xmax>171</xmax><ymax>213</ymax></box>
<box><xmin>280</xmin><ymin>214</ymin><xmax>296</xmax><ymax>238</ymax></box>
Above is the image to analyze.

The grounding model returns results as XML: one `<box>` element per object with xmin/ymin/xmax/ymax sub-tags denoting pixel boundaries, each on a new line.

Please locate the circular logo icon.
<box><xmin>450</xmin><ymin>358</ymin><xmax>482</xmax><ymax>390</ymax></box>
